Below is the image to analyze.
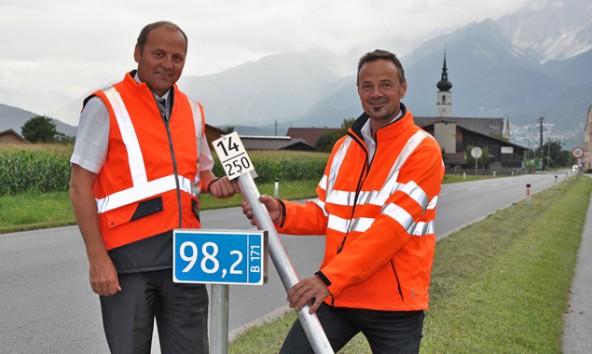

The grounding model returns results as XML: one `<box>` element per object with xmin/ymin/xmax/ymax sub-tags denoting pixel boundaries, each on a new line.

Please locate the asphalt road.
<box><xmin>0</xmin><ymin>171</ymin><xmax>567</xmax><ymax>353</ymax></box>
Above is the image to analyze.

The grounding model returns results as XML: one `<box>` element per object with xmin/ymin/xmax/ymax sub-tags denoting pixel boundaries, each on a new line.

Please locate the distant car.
<box><xmin>572</xmin><ymin>164</ymin><xmax>579</xmax><ymax>172</ymax></box>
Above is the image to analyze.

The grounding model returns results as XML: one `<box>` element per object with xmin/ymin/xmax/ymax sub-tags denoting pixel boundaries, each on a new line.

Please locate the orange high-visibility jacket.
<box><xmin>91</xmin><ymin>72</ymin><xmax>206</xmax><ymax>250</ymax></box>
<box><xmin>279</xmin><ymin>106</ymin><xmax>444</xmax><ymax>311</ymax></box>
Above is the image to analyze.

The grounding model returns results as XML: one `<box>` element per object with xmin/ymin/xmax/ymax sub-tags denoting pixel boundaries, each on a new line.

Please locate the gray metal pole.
<box><xmin>238</xmin><ymin>174</ymin><xmax>334</xmax><ymax>354</ymax></box>
<box><xmin>210</xmin><ymin>284</ymin><xmax>229</xmax><ymax>354</ymax></box>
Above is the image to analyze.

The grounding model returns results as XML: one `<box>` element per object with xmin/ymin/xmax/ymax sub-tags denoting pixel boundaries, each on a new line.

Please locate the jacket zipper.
<box><xmin>161</xmin><ymin>107</ymin><xmax>183</xmax><ymax>228</ymax></box>
<box><xmin>344</xmin><ymin>128</ymin><xmax>405</xmax><ymax>301</ymax></box>
<box><xmin>373</xmin><ymin>134</ymin><xmax>404</xmax><ymax>301</ymax></box>
<box><xmin>337</xmin><ymin>132</ymin><xmax>370</xmax><ymax>253</ymax></box>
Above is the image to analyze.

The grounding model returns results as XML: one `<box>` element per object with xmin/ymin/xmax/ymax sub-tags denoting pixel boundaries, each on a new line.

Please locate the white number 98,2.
<box><xmin>179</xmin><ymin>241</ymin><xmax>243</xmax><ymax>278</ymax></box>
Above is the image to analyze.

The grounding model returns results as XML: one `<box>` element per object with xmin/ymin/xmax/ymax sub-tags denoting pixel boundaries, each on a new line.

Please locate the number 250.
<box><xmin>224</xmin><ymin>157</ymin><xmax>251</xmax><ymax>177</ymax></box>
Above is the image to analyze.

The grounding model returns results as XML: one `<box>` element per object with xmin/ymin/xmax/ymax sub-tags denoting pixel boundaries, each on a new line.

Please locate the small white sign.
<box><xmin>212</xmin><ymin>131</ymin><xmax>255</xmax><ymax>180</ymax></box>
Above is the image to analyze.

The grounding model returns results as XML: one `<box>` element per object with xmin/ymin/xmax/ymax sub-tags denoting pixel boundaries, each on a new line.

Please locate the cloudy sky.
<box><xmin>1</xmin><ymin>0</ymin><xmax>534</xmax><ymax>117</ymax></box>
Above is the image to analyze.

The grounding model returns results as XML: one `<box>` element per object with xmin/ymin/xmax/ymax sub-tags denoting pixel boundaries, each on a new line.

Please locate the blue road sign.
<box><xmin>173</xmin><ymin>229</ymin><xmax>268</xmax><ymax>285</ymax></box>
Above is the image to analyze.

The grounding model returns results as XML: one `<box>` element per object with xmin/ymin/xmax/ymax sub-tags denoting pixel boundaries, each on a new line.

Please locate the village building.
<box><xmin>583</xmin><ymin>105</ymin><xmax>592</xmax><ymax>171</ymax></box>
<box><xmin>414</xmin><ymin>52</ymin><xmax>527</xmax><ymax>171</ymax></box>
<box><xmin>0</xmin><ymin>129</ymin><xmax>29</xmax><ymax>145</ymax></box>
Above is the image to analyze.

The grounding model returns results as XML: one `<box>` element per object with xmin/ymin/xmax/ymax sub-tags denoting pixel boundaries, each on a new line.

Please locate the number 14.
<box><xmin>215</xmin><ymin>135</ymin><xmax>240</xmax><ymax>157</ymax></box>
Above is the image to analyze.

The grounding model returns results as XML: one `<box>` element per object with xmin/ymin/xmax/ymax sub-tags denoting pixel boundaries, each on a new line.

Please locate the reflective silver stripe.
<box><xmin>327</xmin><ymin>214</ymin><xmax>374</xmax><ymax>234</ymax></box>
<box><xmin>327</xmin><ymin>215</ymin><xmax>434</xmax><ymax>236</ymax></box>
<box><xmin>326</xmin><ymin>189</ymin><xmax>356</xmax><ymax>205</ymax></box>
<box><xmin>103</xmin><ymin>88</ymin><xmax>147</xmax><ymax>185</ymax></box>
<box><xmin>326</xmin><ymin>137</ymin><xmax>352</xmax><ymax>197</ymax></box>
<box><xmin>313</xmin><ymin>199</ymin><xmax>329</xmax><ymax>217</ymax></box>
<box><xmin>399</xmin><ymin>181</ymin><xmax>428</xmax><ymax>210</ymax></box>
<box><xmin>96</xmin><ymin>175</ymin><xmax>195</xmax><ymax>213</ymax></box>
<box><xmin>189</xmin><ymin>100</ymin><xmax>203</xmax><ymax>165</ymax></box>
<box><xmin>325</xmin><ymin>181</ymin><xmax>427</xmax><ymax>212</ymax></box>
<box><xmin>427</xmin><ymin>196</ymin><xmax>438</xmax><ymax>210</ymax></box>
<box><xmin>382</xmin><ymin>130</ymin><xmax>431</xmax><ymax>197</ymax></box>
<box><xmin>349</xmin><ymin>217</ymin><xmax>374</xmax><ymax>232</ymax></box>
<box><xmin>327</xmin><ymin>214</ymin><xmax>349</xmax><ymax>233</ymax></box>
<box><xmin>318</xmin><ymin>175</ymin><xmax>327</xmax><ymax>191</ymax></box>
<box><xmin>412</xmin><ymin>221</ymin><xmax>435</xmax><ymax>236</ymax></box>
<box><xmin>382</xmin><ymin>203</ymin><xmax>416</xmax><ymax>234</ymax></box>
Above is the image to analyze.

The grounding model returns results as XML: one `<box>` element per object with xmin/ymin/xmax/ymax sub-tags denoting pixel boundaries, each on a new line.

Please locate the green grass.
<box><xmin>0</xmin><ymin>179</ymin><xmax>319</xmax><ymax>234</ymax></box>
<box><xmin>0</xmin><ymin>173</ymin><xmax>488</xmax><ymax>233</ymax></box>
<box><xmin>199</xmin><ymin>179</ymin><xmax>318</xmax><ymax>209</ymax></box>
<box><xmin>0</xmin><ymin>190</ymin><xmax>76</xmax><ymax>233</ymax></box>
<box><xmin>422</xmin><ymin>177</ymin><xmax>591</xmax><ymax>353</ymax></box>
<box><xmin>228</xmin><ymin>177</ymin><xmax>592</xmax><ymax>353</ymax></box>
<box><xmin>442</xmin><ymin>173</ymin><xmax>511</xmax><ymax>183</ymax></box>
<box><xmin>2</xmin><ymin>173</ymin><xmax>590</xmax><ymax>354</ymax></box>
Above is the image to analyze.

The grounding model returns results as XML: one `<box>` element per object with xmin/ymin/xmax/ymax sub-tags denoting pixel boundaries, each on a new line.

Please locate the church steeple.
<box><xmin>437</xmin><ymin>51</ymin><xmax>452</xmax><ymax>92</ymax></box>
<box><xmin>436</xmin><ymin>48</ymin><xmax>452</xmax><ymax>117</ymax></box>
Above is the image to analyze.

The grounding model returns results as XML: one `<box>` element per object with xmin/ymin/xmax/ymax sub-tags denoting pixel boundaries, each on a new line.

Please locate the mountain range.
<box><xmin>1</xmin><ymin>0</ymin><xmax>590</xmax><ymax>150</ymax></box>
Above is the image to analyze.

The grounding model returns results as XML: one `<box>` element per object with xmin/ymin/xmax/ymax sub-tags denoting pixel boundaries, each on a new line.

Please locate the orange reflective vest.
<box><xmin>279</xmin><ymin>106</ymin><xmax>444</xmax><ymax>311</ymax></box>
<box><xmin>91</xmin><ymin>72</ymin><xmax>205</xmax><ymax>250</ymax></box>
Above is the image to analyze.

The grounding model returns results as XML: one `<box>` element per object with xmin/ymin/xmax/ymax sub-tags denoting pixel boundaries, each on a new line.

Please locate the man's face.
<box><xmin>134</xmin><ymin>26</ymin><xmax>186</xmax><ymax>96</ymax></box>
<box><xmin>357</xmin><ymin>59</ymin><xmax>407</xmax><ymax>124</ymax></box>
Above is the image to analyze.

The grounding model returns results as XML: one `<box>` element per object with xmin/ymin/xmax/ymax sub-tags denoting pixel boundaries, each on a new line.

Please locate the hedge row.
<box><xmin>0</xmin><ymin>146</ymin><xmax>328</xmax><ymax>196</ymax></box>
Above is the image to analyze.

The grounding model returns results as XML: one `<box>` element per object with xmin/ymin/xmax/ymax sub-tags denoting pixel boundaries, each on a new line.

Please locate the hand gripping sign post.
<box><xmin>212</xmin><ymin>131</ymin><xmax>334</xmax><ymax>354</ymax></box>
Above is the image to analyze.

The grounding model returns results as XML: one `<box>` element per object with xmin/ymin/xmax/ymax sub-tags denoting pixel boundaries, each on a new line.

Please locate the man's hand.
<box><xmin>287</xmin><ymin>275</ymin><xmax>331</xmax><ymax>314</ymax></box>
<box><xmin>241</xmin><ymin>195</ymin><xmax>282</xmax><ymax>226</ymax></box>
<box><xmin>89</xmin><ymin>254</ymin><xmax>121</xmax><ymax>297</ymax></box>
<box><xmin>208</xmin><ymin>176</ymin><xmax>240</xmax><ymax>199</ymax></box>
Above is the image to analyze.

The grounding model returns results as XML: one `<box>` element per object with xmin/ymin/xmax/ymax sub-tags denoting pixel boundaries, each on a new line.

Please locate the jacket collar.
<box><xmin>350</xmin><ymin>103</ymin><xmax>410</xmax><ymax>140</ymax></box>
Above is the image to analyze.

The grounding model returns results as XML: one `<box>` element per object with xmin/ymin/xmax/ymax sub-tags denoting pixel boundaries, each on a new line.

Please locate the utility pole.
<box><xmin>537</xmin><ymin>116</ymin><xmax>544</xmax><ymax>156</ymax></box>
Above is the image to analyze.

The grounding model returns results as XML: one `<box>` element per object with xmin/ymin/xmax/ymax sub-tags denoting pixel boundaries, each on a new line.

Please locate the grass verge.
<box><xmin>0</xmin><ymin>179</ymin><xmax>319</xmax><ymax>234</ymax></box>
<box><xmin>0</xmin><ymin>172</ymin><xmax>503</xmax><ymax>234</ymax></box>
<box><xmin>0</xmin><ymin>190</ymin><xmax>76</xmax><ymax>233</ymax></box>
<box><xmin>3</xmin><ymin>175</ymin><xmax>589</xmax><ymax>353</ymax></box>
<box><xmin>228</xmin><ymin>176</ymin><xmax>592</xmax><ymax>353</ymax></box>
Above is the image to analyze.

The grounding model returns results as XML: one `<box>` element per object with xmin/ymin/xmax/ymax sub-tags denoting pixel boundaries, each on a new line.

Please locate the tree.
<box><xmin>465</xmin><ymin>145</ymin><xmax>490</xmax><ymax>168</ymax></box>
<box><xmin>21</xmin><ymin>116</ymin><xmax>58</xmax><ymax>143</ymax></box>
<box><xmin>315</xmin><ymin>130</ymin><xmax>343</xmax><ymax>152</ymax></box>
<box><xmin>536</xmin><ymin>140</ymin><xmax>573</xmax><ymax>168</ymax></box>
<box><xmin>221</xmin><ymin>126</ymin><xmax>235</xmax><ymax>134</ymax></box>
<box><xmin>314</xmin><ymin>117</ymin><xmax>356</xmax><ymax>152</ymax></box>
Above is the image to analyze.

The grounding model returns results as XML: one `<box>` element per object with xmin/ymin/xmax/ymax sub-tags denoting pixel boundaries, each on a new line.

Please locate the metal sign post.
<box><xmin>471</xmin><ymin>146</ymin><xmax>482</xmax><ymax>176</ymax></box>
<box><xmin>213</xmin><ymin>132</ymin><xmax>334</xmax><ymax>354</ymax></box>
<box><xmin>572</xmin><ymin>147</ymin><xmax>584</xmax><ymax>180</ymax></box>
<box><xmin>173</xmin><ymin>230</ymin><xmax>268</xmax><ymax>354</ymax></box>
<box><xmin>210</xmin><ymin>285</ymin><xmax>229</xmax><ymax>354</ymax></box>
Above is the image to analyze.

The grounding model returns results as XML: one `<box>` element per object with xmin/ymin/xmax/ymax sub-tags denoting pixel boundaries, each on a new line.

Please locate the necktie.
<box><xmin>157</xmin><ymin>98</ymin><xmax>167</xmax><ymax>120</ymax></box>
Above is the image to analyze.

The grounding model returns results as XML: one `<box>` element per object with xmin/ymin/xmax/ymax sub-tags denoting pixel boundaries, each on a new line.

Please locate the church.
<box><xmin>415</xmin><ymin>52</ymin><xmax>528</xmax><ymax>171</ymax></box>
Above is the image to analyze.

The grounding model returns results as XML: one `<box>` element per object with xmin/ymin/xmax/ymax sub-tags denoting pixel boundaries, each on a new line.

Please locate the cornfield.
<box><xmin>213</xmin><ymin>150</ymin><xmax>328</xmax><ymax>183</ymax></box>
<box><xmin>0</xmin><ymin>144</ymin><xmax>328</xmax><ymax>196</ymax></box>
<box><xmin>0</xmin><ymin>144</ymin><xmax>72</xmax><ymax>196</ymax></box>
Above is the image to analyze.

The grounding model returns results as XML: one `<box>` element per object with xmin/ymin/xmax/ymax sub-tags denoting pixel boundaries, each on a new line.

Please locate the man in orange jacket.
<box><xmin>243</xmin><ymin>49</ymin><xmax>444</xmax><ymax>353</ymax></box>
<box><xmin>70</xmin><ymin>21</ymin><xmax>238</xmax><ymax>354</ymax></box>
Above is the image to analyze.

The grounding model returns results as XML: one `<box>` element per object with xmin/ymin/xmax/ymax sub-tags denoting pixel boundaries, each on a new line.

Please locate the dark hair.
<box><xmin>357</xmin><ymin>49</ymin><xmax>406</xmax><ymax>84</ymax></box>
<box><xmin>136</xmin><ymin>21</ymin><xmax>188</xmax><ymax>53</ymax></box>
